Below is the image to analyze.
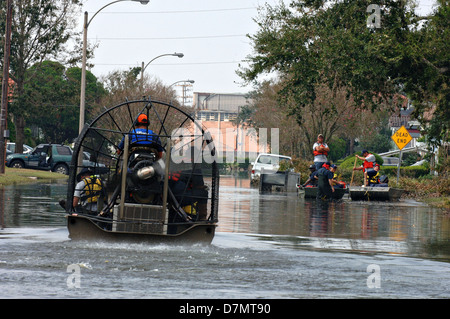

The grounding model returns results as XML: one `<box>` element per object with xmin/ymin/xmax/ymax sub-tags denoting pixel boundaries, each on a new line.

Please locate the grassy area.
<box><xmin>397</xmin><ymin>175</ymin><xmax>450</xmax><ymax>210</ymax></box>
<box><xmin>0</xmin><ymin>167</ymin><xmax>68</xmax><ymax>187</ymax></box>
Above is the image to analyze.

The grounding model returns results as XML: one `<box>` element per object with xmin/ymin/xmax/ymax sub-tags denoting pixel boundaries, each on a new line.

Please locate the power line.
<box><xmin>93</xmin><ymin>61</ymin><xmax>243</xmax><ymax>66</ymax></box>
<box><xmin>87</xmin><ymin>34</ymin><xmax>247</xmax><ymax>40</ymax></box>
<box><xmin>88</xmin><ymin>7</ymin><xmax>258</xmax><ymax>14</ymax></box>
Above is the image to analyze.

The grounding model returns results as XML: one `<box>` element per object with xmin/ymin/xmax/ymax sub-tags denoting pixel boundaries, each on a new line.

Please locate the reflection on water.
<box><xmin>1</xmin><ymin>176</ymin><xmax>449</xmax><ymax>261</ymax></box>
<box><xmin>217</xmin><ymin>177</ymin><xmax>450</xmax><ymax>261</ymax></box>
<box><xmin>0</xmin><ymin>177</ymin><xmax>449</xmax><ymax>299</ymax></box>
<box><xmin>0</xmin><ymin>182</ymin><xmax>67</xmax><ymax>229</ymax></box>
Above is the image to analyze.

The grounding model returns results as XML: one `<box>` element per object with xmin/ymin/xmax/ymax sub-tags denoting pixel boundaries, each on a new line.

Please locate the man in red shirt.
<box><xmin>353</xmin><ymin>150</ymin><xmax>376</xmax><ymax>186</ymax></box>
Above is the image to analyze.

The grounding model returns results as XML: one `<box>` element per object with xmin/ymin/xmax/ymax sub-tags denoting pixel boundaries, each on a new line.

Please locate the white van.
<box><xmin>251</xmin><ymin>153</ymin><xmax>292</xmax><ymax>180</ymax></box>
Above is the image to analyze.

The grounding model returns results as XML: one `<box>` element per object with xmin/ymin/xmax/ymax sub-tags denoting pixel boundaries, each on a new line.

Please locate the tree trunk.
<box><xmin>14</xmin><ymin>115</ymin><xmax>25</xmax><ymax>154</ymax></box>
<box><xmin>349</xmin><ymin>137</ymin><xmax>355</xmax><ymax>155</ymax></box>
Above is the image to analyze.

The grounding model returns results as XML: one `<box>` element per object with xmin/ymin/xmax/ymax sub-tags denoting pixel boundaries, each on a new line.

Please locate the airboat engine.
<box><xmin>127</xmin><ymin>153</ymin><xmax>166</xmax><ymax>204</ymax></box>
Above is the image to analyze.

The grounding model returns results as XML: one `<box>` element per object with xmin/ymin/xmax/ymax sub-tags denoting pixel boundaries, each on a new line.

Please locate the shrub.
<box><xmin>339</xmin><ymin>152</ymin><xmax>384</xmax><ymax>169</ymax></box>
<box><xmin>381</xmin><ymin>165</ymin><xmax>430</xmax><ymax>178</ymax></box>
<box><xmin>398</xmin><ymin>174</ymin><xmax>450</xmax><ymax>197</ymax></box>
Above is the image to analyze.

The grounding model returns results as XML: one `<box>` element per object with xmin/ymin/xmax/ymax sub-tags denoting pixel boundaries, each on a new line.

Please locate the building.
<box><xmin>192</xmin><ymin>92</ymin><xmax>262</xmax><ymax>161</ymax></box>
<box><xmin>193</xmin><ymin>92</ymin><xmax>251</xmax><ymax>122</ymax></box>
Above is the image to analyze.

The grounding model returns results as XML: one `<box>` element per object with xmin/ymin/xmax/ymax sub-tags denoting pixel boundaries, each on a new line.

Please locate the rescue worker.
<box><xmin>118</xmin><ymin>113</ymin><xmax>164</xmax><ymax>159</ymax></box>
<box><xmin>313</xmin><ymin>134</ymin><xmax>330</xmax><ymax>170</ymax></box>
<box><xmin>330</xmin><ymin>164</ymin><xmax>345</xmax><ymax>188</ymax></box>
<box><xmin>302</xmin><ymin>164</ymin><xmax>319</xmax><ymax>187</ymax></box>
<box><xmin>73</xmin><ymin>167</ymin><xmax>107</xmax><ymax>215</ymax></box>
<box><xmin>168</xmin><ymin>168</ymin><xmax>208</xmax><ymax>221</ymax></box>
<box><xmin>367</xmin><ymin>164</ymin><xmax>388</xmax><ymax>187</ymax></box>
<box><xmin>353</xmin><ymin>150</ymin><xmax>376</xmax><ymax>186</ymax></box>
<box><xmin>316</xmin><ymin>162</ymin><xmax>335</xmax><ymax>201</ymax></box>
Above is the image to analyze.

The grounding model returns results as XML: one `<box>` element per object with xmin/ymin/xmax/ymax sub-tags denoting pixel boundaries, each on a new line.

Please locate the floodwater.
<box><xmin>0</xmin><ymin>176</ymin><xmax>449</xmax><ymax>299</ymax></box>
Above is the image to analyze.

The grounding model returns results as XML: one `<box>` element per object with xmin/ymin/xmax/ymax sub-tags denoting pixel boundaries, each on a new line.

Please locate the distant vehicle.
<box><xmin>6</xmin><ymin>144</ymin><xmax>73</xmax><ymax>175</ymax></box>
<box><xmin>83</xmin><ymin>151</ymin><xmax>108</xmax><ymax>174</ymax></box>
<box><xmin>251</xmin><ymin>153</ymin><xmax>292</xmax><ymax>181</ymax></box>
<box><xmin>381</xmin><ymin>157</ymin><xmax>399</xmax><ymax>166</ymax></box>
<box><xmin>6</xmin><ymin>144</ymin><xmax>107</xmax><ymax>175</ymax></box>
<box><xmin>410</xmin><ymin>159</ymin><xmax>426</xmax><ymax>166</ymax></box>
<box><xmin>7</xmin><ymin>142</ymin><xmax>33</xmax><ymax>154</ymax></box>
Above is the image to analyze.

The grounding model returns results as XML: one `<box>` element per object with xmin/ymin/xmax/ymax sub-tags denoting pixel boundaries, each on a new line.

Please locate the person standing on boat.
<box><xmin>353</xmin><ymin>150</ymin><xmax>376</xmax><ymax>186</ymax></box>
<box><xmin>73</xmin><ymin>167</ymin><xmax>107</xmax><ymax>215</ymax></box>
<box><xmin>316</xmin><ymin>162</ymin><xmax>335</xmax><ymax>201</ymax></box>
<box><xmin>313</xmin><ymin>134</ymin><xmax>330</xmax><ymax>170</ymax></box>
<box><xmin>118</xmin><ymin>113</ymin><xmax>164</xmax><ymax>159</ymax></box>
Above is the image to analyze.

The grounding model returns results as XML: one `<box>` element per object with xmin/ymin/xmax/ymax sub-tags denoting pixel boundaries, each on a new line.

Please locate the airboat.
<box><xmin>64</xmin><ymin>98</ymin><xmax>219</xmax><ymax>244</ymax></box>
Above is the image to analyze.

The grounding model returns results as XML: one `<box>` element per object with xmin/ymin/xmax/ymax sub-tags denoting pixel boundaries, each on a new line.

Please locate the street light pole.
<box><xmin>79</xmin><ymin>10</ymin><xmax>88</xmax><ymax>135</ymax></box>
<box><xmin>79</xmin><ymin>0</ymin><xmax>150</xmax><ymax>135</ymax></box>
<box><xmin>169</xmin><ymin>80</ymin><xmax>195</xmax><ymax>88</ymax></box>
<box><xmin>78</xmin><ymin>0</ymin><xmax>149</xmax><ymax>170</ymax></box>
<box><xmin>140</xmin><ymin>52</ymin><xmax>184</xmax><ymax>85</ymax></box>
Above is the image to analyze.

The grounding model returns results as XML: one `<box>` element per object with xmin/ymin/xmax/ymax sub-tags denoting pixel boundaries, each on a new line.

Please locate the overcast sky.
<box><xmin>80</xmin><ymin>0</ymin><xmax>438</xmax><ymax>98</ymax></box>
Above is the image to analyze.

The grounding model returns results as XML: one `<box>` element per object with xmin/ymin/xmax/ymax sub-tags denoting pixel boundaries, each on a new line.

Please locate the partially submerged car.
<box><xmin>250</xmin><ymin>153</ymin><xmax>292</xmax><ymax>181</ymax></box>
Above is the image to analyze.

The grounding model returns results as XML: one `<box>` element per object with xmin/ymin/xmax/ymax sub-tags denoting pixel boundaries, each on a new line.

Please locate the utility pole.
<box><xmin>177</xmin><ymin>82</ymin><xmax>193</xmax><ymax>107</ymax></box>
<box><xmin>0</xmin><ymin>0</ymin><xmax>13</xmax><ymax>175</ymax></box>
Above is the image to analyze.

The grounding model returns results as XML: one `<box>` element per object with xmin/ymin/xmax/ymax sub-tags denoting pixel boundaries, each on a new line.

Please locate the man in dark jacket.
<box><xmin>316</xmin><ymin>162</ymin><xmax>336</xmax><ymax>201</ymax></box>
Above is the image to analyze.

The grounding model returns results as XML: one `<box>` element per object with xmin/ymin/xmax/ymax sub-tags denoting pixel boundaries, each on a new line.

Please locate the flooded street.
<box><xmin>0</xmin><ymin>176</ymin><xmax>449</xmax><ymax>299</ymax></box>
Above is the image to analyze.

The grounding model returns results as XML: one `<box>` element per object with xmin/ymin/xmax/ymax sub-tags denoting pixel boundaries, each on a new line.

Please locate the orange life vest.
<box><xmin>363</xmin><ymin>154</ymin><xmax>375</xmax><ymax>170</ymax></box>
<box><xmin>313</xmin><ymin>144</ymin><xmax>328</xmax><ymax>157</ymax></box>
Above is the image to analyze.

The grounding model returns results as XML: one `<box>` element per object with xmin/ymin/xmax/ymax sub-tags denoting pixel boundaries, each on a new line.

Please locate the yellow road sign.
<box><xmin>391</xmin><ymin>125</ymin><xmax>412</xmax><ymax>150</ymax></box>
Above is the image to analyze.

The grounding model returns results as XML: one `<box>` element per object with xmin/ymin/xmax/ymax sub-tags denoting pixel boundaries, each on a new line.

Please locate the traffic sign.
<box><xmin>391</xmin><ymin>125</ymin><xmax>412</xmax><ymax>150</ymax></box>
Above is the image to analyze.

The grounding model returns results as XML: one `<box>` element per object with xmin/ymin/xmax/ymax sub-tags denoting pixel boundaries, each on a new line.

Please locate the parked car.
<box><xmin>250</xmin><ymin>153</ymin><xmax>292</xmax><ymax>181</ymax></box>
<box><xmin>6</xmin><ymin>144</ymin><xmax>73</xmax><ymax>174</ymax></box>
<box><xmin>83</xmin><ymin>151</ymin><xmax>108</xmax><ymax>174</ymax></box>
<box><xmin>7</xmin><ymin>142</ymin><xmax>33</xmax><ymax>154</ymax></box>
<box><xmin>6</xmin><ymin>144</ymin><xmax>109</xmax><ymax>175</ymax></box>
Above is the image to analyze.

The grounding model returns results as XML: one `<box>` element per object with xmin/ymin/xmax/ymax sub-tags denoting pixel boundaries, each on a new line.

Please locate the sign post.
<box><xmin>391</xmin><ymin>125</ymin><xmax>413</xmax><ymax>185</ymax></box>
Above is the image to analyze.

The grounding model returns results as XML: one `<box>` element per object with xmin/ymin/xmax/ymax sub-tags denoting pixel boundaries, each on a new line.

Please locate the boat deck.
<box><xmin>349</xmin><ymin>186</ymin><xmax>404</xmax><ymax>201</ymax></box>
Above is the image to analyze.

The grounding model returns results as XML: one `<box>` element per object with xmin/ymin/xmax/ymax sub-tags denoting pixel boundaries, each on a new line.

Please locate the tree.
<box><xmin>238</xmin><ymin>0</ymin><xmax>449</xmax><ymax>146</ymax></box>
<box><xmin>98</xmin><ymin>69</ymin><xmax>187</xmax><ymax>140</ymax></box>
<box><xmin>101</xmin><ymin>68</ymin><xmax>180</xmax><ymax>107</ymax></box>
<box><xmin>65</xmin><ymin>66</ymin><xmax>107</xmax><ymax>124</ymax></box>
<box><xmin>405</xmin><ymin>1</ymin><xmax>449</xmax><ymax>146</ymax></box>
<box><xmin>244</xmin><ymin>80</ymin><xmax>306</xmax><ymax>157</ymax></box>
<box><xmin>23</xmin><ymin>61</ymin><xmax>105</xmax><ymax>143</ymax></box>
<box><xmin>0</xmin><ymin>0</ymin><xmax>82</xmax><ymax>152</ymax></box>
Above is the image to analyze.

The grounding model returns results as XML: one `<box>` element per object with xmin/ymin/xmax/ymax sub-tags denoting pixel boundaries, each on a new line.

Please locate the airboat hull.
<box><xmin>303</xmin><ymin>187</ymin><xmax>347</xmax><ymax>200</ymax></box>
<box><xmin>65</xmin><ymin>98</ymin><xmax>220</xmax><ymax>245</ymax></box>
<box><xmin>349</xmin><ymin>187</ymin><xmax>404</xmax><ymax>201</ymax></box>
<box><xmin>67</xmin><ymin>215</ymin><xmax>216</xmax><ymax>244</ymax></box>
